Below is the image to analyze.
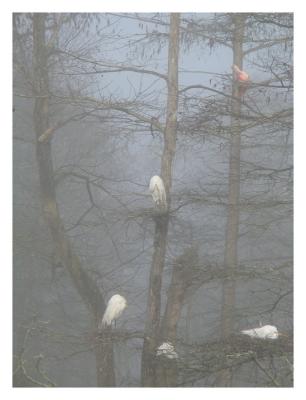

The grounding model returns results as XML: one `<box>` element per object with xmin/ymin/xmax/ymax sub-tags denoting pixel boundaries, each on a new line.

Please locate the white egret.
<box><xmin>149</xmin><ymin>175</ymin><xmax>167</xmax><ymax>209</ymax></box>
<box><xmin>156</xmin><ymin>342</ymin><xmax>178</xmax><ymax>359</ymax></box>
<box><xmin>241</xmin><ymin>325</ymin><xmax>279</xmax><ymax>340</ymax></box>
<box><xmin>99</xmin><ymin>294</ymin><xmax>127</xmax><ymax>329</ymax></box>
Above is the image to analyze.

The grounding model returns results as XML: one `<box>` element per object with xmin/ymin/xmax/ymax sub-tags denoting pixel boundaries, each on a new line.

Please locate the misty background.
<box><xmin>13</xmin><ymin>13</ymin><xmax>293</xmax><ymax>387</ymax></box>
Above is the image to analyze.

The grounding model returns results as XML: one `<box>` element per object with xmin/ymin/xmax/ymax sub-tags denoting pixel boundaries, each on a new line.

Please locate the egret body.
<box><xmin>156</xmin><ymin>342</ymin><xmax>178</xmax><ymax>359</ymax></box>
<box><xmin>149</xmin><ymin>175</ymin><xmax>167</xmax><ymax>209</ymax></box>
<box><xmin>241</xmin><ymin>325</ymin><xmax>278</xmax><ymax>340</ymax></box>
<box><xmin>99</xmin><ymin>294</ymin><xmax>127</xmax><ymax>329</ymax></box>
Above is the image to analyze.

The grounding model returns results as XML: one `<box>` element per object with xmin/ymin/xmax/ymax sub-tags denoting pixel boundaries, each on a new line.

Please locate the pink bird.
<box><xmin>232</xmin><ymin>64</ymin><xmax>250</xmax><ymax>97</ymax></box>
<box><xmin>232</xmin><ymin>64</ymin><xmax>249</xmax><ymax>81</ymax></box>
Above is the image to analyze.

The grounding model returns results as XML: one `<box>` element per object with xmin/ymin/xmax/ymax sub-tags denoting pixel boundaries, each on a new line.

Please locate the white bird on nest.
<box><xmin>149</xmin><ymin>175</ymin><xmax>167</xmax><ymax>209</ymax></box>
<box><xmin>99</xmin><ymin>294</ymin><xmax>127</xmax><ymax>330</ymax></box>
<box><xmin>241</xmin><ymin>325</ymin><xmax>279</xmax><ymax>340</ymax></box>
<box><xmin>156</xmin><ymin>342</ymin><xmax>178</xmax><ymax>359</ymax></box>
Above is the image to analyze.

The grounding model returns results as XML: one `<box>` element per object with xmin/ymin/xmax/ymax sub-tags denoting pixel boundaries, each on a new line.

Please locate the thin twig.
<box><xmin>253</xmin><ymin>355</ymin><xmax>280</xmax><ymax>386</ymax></box>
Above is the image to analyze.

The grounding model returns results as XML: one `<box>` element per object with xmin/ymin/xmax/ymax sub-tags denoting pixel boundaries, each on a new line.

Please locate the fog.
<box><xmin>13</xmin><ymin>13</ymin><xmax>293</xmax><ymax>387</ymax></box>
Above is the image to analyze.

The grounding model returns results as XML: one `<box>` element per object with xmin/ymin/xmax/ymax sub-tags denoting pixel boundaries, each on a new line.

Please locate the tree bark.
<box><xmin>161</xmin><ymin>247</ymin><xmax>198</xmax><ymax>342</ymax></box>
<box><xmin>218</xmin><ymin>14</ymin><xmax>246</xmax><ymax>386</ymax></box>
<box><xmin>141</xmin><ymin>13</ymin><xmax>180</xmax><ymax>387</ymax></box>
<box><xmin>156</xmin><ymin>247</ymin><xmax>198</xmax><ymax>387</ymax></box>
<box><xmin>32</xmin><ymin>14</ymin><xmax>115</xmax><ymax>387</ymax></box>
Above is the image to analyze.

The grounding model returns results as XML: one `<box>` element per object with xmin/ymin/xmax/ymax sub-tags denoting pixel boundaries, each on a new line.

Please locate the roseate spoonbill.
<box><xmin>232</xmin><ymin>64</ymin><xmax>250</xmax><ymax>96</ymax></box>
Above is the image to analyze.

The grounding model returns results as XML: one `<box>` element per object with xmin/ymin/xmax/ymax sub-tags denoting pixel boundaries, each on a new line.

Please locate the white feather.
<box><xmin>241</xmin><ymin>325</ymin><xmax>278</xmax><ymax>339</ymax></box>
<box><xmin>156</xmin><ymin>342</ymin><xmax>178</xmax><ymax>359</ymax></box>
<box><xmin>149</xmin><ymin>176</ymin><xmax>167</xmax><ymax>208</ymax></box>
<box><xmin>99</xmin><ymin>294</ymin><xmax>127</xmax><ymax>329</ymax></box>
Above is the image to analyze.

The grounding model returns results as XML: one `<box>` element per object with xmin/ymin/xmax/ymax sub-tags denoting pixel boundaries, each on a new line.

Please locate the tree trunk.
<box><xmin>32</xmin><ymin>13</ymin><xmax>115</xmax><ymax>387</ymax></box>
<box><xmin>141</xmin><ymin>13</ymin><xmax>180</xmax><ymax>387</ymax></box>
<box><xmin>218</xmin><ymin>14</ymin><xmax>246</xmax><ymax>386</ymax></box>
<box><xmin>157</xmin><ymin>262</ymin><xmax>186</xmax><ymax>387</ymax></box>
<box><xmin>161</xmin><ymin>247</ymin><xmax>198</xmax><ymax>342</ymax></box>
<box><xmin>157</xmin><ymin>247</ymin><xmax>198</xmax><ymax>387</ymax></box>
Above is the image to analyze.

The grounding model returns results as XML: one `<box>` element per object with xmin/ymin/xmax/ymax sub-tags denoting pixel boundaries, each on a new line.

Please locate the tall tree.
<box><xmin>217</xmin><ymin>14</ymin><xmax>246</xmax><ymax>386</ymax></box>
<box><xmin>221</xmin><ymin>12</ymin><xmax>246</xmax><ymax>342</ymax></box>
<box><xmin>141</xmin><ymin>13</ymin><xmax>180</xmax><ymax>387</ymax></box>
<box><xmin>32</xmin><ymin>13</ymin><xmax>115</xmax><ymax>387</ymax></box>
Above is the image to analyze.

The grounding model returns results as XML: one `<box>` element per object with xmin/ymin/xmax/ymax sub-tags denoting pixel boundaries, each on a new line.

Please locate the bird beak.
<box><xmin>278</xmin><ymin>332</ymin><xmax>289</xmax><ymax>338</ymax></box>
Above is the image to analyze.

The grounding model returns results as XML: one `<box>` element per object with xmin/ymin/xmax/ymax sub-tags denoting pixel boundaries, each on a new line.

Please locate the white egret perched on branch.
<box><xmin>149</xmin><ymin>175</ymin><xmax>167</xmax><ymax>209</ymax></box>
<box><xmin>156</xmin><ymin>342</ymin><xmax>178</xmax><ymax>359</ymax></box>
<box><xmin>99</xmin><ymin>294</ymin><xmax>127</xmax><ymax>330</ymax></box>
<box><xmin>241</xmin><ymin>325</ymin><xmax>279</xmax><ymax>340</ymax></box>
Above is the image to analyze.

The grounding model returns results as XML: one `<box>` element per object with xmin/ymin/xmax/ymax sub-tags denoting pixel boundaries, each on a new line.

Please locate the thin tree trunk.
<box><xmin>157</xmin><ymin>261</ymin><xmax>186</xmax><ymax>387</ymax></box>
<box><xmin>161</xmin><ymin>247</ymin><xmax>198</xmax><ymax>342</ymax></box>
<box><xmin>32</xmin><ymin>14</ymin><xmax>115</xmax><ymax>387</ymax></box>
<box><xmin>218</xmin><ymin>14</ymin><xmax>246</xmax><ymax>386</ymax></box>
<box><xmin>141</xmin><ymin>13</ymin><xmax>180</xmax><ymax>387</ymax></box>
<box><xmin>156</xmin><ymin>247</ymin><xmax>198</xmax><ymax>387</ymax></box>
<box><xmin>185</xmin><ymin>299</ymin><xmax>192</xmax><ymax>343</ymax></box>
<box><xmin>161</xmin><ymin>268</ymin><xmax>186</xmax><ymax>343</ymax></box>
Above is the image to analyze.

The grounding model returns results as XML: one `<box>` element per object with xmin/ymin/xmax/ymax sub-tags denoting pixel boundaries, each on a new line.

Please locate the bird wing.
<box><xmin>151</xmin><ymin>184</ymin><xmax>160</xmax><ymax>203</ymax></box>
<box><xmin>241</xmin><ymin>328</ymin><xmax>259</xmax><ymax>337</ymax></box>
<box><xmin>101</xmin><ymin>307</ymin><xmax>113</xmax><ymax>327</ymax></box>
<box><xmin>156</xmin><ymin>184</ymin><xmax>162</xmax><ymax>202</ymax></box>
<box><xmin>241</xmin><ymin>326</ymin><xmax>275</xmax><ymax>339</ymax></box>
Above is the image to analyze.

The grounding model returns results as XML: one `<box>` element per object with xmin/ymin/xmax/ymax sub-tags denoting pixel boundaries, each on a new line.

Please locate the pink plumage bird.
<box><xmin>232</xmin><ymin>64</ymin><xmax>250</xmax><ymax>97</ymax></box>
